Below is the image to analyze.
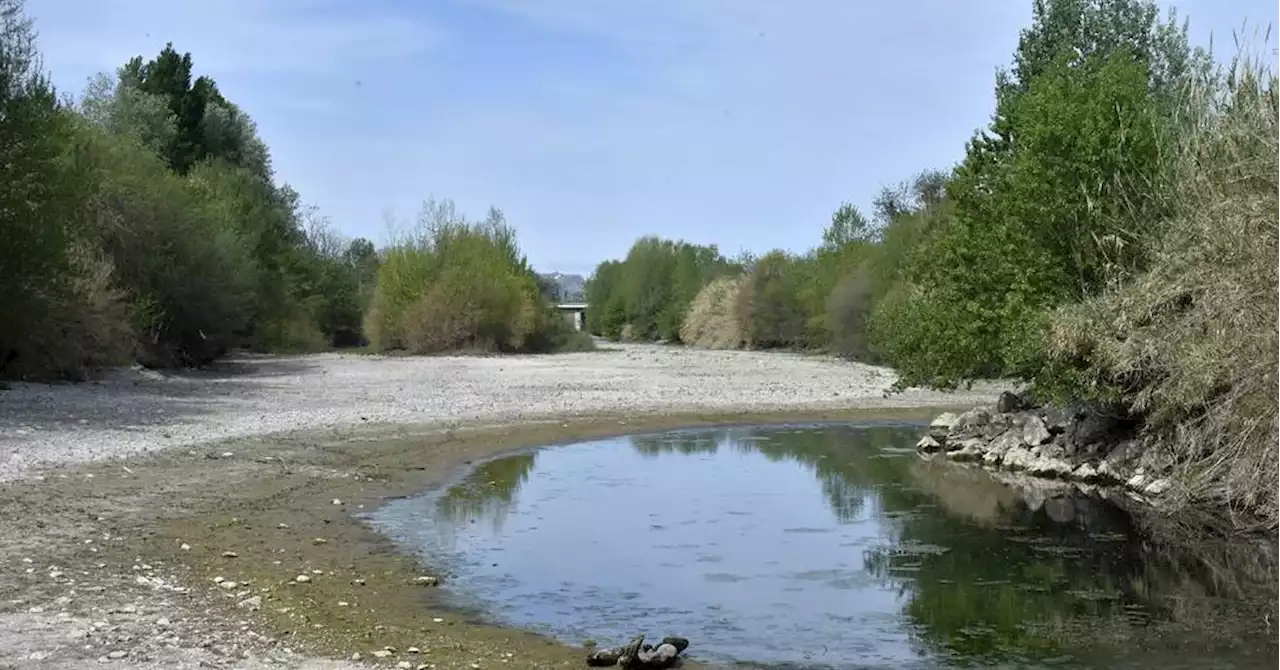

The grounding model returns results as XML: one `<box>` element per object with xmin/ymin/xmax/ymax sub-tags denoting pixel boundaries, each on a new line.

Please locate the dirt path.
<box><xmin>0</xmin><ymin>346</ymin><xmax>998</xmax><ymax>669</ymax></box>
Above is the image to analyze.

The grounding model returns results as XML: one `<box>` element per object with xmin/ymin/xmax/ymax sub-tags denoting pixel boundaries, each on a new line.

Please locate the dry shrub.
<box><xmin>824</xmin><ymin>266</ymin><xmax>876</xmax><ymax>360</ymax></box>
<box><xmin>679</xmin><ymin>276</ymin><xmax>745</xmax><ymax>349</ymax></box>
<box><xmin>1049</xmin><ymin>55</ymin><xmax>1278</xmax><ymax>527</ymax></box>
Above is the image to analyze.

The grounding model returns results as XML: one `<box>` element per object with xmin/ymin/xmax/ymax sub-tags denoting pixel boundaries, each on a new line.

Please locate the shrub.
<box><xmin>825</xmin><ymin>266</ymin><xmax>876</xmax><ymax>360</ymax></box>
<box><xmin>365</xmin><ymin>201</ymin><xmax>560</xmax><ymax>354</ymax></box>
<box><xmin>1048</xmin><ymin>54</ymin><xmax>1278</xmax><ymax>523</ymax></box>
<box><xmin>876</xmin><ymin>0</ymin><xmax>1201</xmax><ymax>389</ymax></box>
<box><xmin>680</xmin><ymin>276</ymin><xmax>745</xmax><ymax>349</ymax></box>
<box><xmin>737</xmin><ymin>251</ymin><xmax>810</xmax><ymax>349</ymax></box>
<box><xmin>585</xmin><ymin>237</ymin><xmax>737</xmax><ymax>341</ymax></box>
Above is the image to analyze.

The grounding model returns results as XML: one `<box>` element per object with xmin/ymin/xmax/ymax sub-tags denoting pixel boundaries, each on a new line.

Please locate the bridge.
<box><xmin>555</xmin><ymin>302</ymin><xmax>588</xmax><ymax>332</ymax></box>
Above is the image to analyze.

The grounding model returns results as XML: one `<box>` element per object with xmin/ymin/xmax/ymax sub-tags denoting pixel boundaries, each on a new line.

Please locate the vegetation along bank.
<box><xmin>582</xmin><ymin>1</ymin><xmax>1277</xmax><ymax>532</ymax></box>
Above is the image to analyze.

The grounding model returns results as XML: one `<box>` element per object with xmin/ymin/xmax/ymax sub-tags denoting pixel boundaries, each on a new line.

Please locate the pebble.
<box><xmin>107</xmin><ymin>650</ymin><xmax>127</xmax><ymax>659</ymax></box>
<box><xmin>294</xmin><ymin>575</ymin><xmax>311</xmax><ymax>583</ymax></box>
<box><xmin>222</xmin><ymin>551</ymin><xmax>238</xmax><ymax>558</ymax></box>
<box><xmin>331</xmin><ymin>498</ymin><xmax>342</xmax><ymax>506</ymax></box>
<box><xmin>180</xmin><ymin>543</ymin><xmax>191</xmax><ymax>551</ymax></box>
<box><xmin>397</xmin><ymin>663</ymin><xmax>413</xmax><ymax>669</ymax></box>
<box><xmin>371</xmin><ymin>649</ymin><xmax>393</xmax><ymax>658</ymax></box>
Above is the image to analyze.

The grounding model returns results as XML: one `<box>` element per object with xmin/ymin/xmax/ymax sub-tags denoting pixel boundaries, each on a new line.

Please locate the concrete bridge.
<box><xmin>555</xmin><ymin>302</ymin><xmax>588</xmax><ymax>331</ymax></box>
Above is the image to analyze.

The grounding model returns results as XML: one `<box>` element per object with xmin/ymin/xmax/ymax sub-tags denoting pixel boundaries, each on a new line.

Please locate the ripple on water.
<box><xmin>371</xmin><ymin>423</ymin><xmax>1277</xmax><ymax>670</ymax></box>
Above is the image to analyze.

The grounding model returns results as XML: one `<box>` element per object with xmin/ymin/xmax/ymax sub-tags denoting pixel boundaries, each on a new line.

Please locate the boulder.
<box><xmin>1022</xmin><ymin>415</ymin><xmax>1052</xmax><ymax>446</ymax></box>
<box><xmin>916</xmin><ymin>435</ymin><xmax>943</xmax><ymax>453</ymax></box>
<box><xmin>1002</xmin><ymin>446</ymin><xmax>1036</xmax><ymax>471</ymax></box>
<box><xmin>930</xmin><ymin>412</ymin><xmax>960</xmax><ymax>431</ymax></box>
<box><xmin>982</xmin><ymin>431</ymin><xmax>1024</xmax><ymax>466</ymax></box>
<box><xmin>948</xmin><ymin>408</ymin><xmax>993</xmax><ymax>441</ymax></box>
<box><xmin>996</xmin><ymin>391</ymin><xmax>1024</xmax><ymax>414</ymax></box>
<box><xmin>1072</xmin><ymin>462</ymin><xmax>1099</xmax><ymax>482</ymax></box>
<box><xmin>1027</xmin><ymin>457</ymin><xmax>1076</xmax><ymax>479</ymax></box>
<box><xmin>950</xmin><ymin>439</ymin><xmax>987</xmax><ymax>462</ymax></box>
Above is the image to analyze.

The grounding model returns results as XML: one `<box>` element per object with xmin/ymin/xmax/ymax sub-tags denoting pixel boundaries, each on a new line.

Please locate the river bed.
<box><xmin>371</xmin><ymin>422</ymin><xmax>1277</xmax><ymax>669</ymax></box>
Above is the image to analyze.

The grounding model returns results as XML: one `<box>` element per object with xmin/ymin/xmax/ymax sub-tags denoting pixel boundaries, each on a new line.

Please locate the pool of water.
<box><xmin>370</xmin><ymin>423</ymin><xmax>1276</xmax><ymax>669</ymax></box>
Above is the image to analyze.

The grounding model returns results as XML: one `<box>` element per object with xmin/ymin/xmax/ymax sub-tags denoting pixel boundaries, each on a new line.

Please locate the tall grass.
<box><xmin>1049</xmin><ymin>49</ymin><xmax>1278</xmax><ymax>527</ymax></box>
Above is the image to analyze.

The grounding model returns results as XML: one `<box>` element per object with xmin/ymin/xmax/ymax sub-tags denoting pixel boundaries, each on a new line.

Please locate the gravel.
<box><xmin>0</xmin><ymin>343</ymin><xmax>997</xmax><ymax>482</ymax></box>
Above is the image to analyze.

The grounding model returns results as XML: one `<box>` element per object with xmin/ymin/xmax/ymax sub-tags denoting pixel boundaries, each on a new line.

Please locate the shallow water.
<box><xmin>371</xmin><ymin>423</ymin><xmax>1277</xmax><ymax>669</ymax></box>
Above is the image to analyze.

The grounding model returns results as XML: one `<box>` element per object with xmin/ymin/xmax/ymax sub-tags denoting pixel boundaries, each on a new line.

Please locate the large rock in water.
<box><xmin>1022</xmin><ymin>415</ymin><xmax>1052</xmax><ymax>446</ymax></box>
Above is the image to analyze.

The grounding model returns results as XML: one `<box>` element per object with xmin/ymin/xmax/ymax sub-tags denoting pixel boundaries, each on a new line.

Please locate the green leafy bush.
<box><xmin>365</xmin><ymin>201</ymin><xmax>567</xmax><ymax>354</ymax></box>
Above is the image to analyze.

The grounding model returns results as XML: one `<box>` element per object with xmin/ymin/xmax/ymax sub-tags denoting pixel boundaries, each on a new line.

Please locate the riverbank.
<box><xmin>0</xmin><ymin>344</ymin><xmax>996</xmax><ymax>669</ymax></box>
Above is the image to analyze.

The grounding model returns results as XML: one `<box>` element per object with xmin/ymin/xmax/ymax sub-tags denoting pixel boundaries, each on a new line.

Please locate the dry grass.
<box><xmin>679</xmin><ymin>276</ymin><xmax>746</xmax><ymax>349</ymax></box>
<box><xmin>1050</xmin><ymin>53</ymin><xmax>1278</xmax><ymax>528</ymax></box>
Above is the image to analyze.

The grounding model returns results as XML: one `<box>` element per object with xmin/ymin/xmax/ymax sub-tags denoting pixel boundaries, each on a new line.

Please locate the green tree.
<box><xmin>878</xmin><ymin>0</ymin><xmax>1203</xmax><ymax>389</ymax></box>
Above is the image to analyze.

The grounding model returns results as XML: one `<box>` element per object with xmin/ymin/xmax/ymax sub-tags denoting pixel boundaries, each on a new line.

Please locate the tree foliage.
<box><xmin>584</xmin><ymin>237</ymin><xmax>737</xmax><ymax>342</ymax></box>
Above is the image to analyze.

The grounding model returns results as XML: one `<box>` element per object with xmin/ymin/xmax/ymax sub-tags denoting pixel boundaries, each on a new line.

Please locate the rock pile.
<box><xmin>918</xmin><ymin>392</ymin><xmax>1172</xmax><ymax>498</ymax></box>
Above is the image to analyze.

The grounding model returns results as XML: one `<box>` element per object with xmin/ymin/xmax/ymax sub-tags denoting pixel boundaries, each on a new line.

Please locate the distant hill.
<box><xmin>538</xmin><ymin>272</ymin><xmax>586</xmax><ymax>302</ymax></box>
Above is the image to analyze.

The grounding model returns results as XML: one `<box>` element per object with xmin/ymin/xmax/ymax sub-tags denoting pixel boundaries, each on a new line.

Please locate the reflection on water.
<box><xmin>371</xmin><ymin>423</ymin><xmax>1277</xmax><ymax>669</ymax></box>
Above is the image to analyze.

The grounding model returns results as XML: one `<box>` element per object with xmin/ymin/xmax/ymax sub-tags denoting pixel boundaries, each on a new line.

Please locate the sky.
<box><xmin>27</xmin><ymin>0</ymin><xmax>1277</xmax><ymax>276</ymax></box>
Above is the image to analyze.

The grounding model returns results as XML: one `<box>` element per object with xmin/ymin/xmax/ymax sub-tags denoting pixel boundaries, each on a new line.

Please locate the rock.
<box><xmin>218</xmin><ymin>581</ymin><xmax>238</xmax><ymax>589</ymax></box>
<box><xmin>1144</xmin><ymin>478</ymin><xmax>1171</xmax><ymax>496</ymax></box>
<box><xmin>396</xmin><ymin>663</ymin><xmax>413</xmax><ymax>669</ymax></box>
<box><xmin>1072</xmin><ymin>462</ymin><xmax>1099</xmax><ymax>481</ymax></box>
<box><xmin>1104</xmin><ymin>439</ymin><xmax>1142</xmax><ymax>468</ymax></box>
<box><xmin>1002</xmin><ymin>446</ymin><xmax>1036</xmax><ymax>471</ymax></box>
<box><xmin>294</xmin><ymin>575</ymin><xmax>311</xmax><ymax>584</ymax></box>
<box><xmin>996</xmin><ymin>391</ymin><xmax>1024</xmax><ymax>414</ymax></box>
<box><xmin>412</xmin><ymin>576</ymin><xmax>439</xmax><ymax>586</ymax></box>
<box><xmin>950</xmin><ymin>439</ymin><xmax>987</xmax><ymax>462</ymax></box>
<box><xmin>236</xmin><ymin>596</ymin><xmax>262</xmax><ymax>611</ymax></box>
<box><xmin>107</xmin><ymin>650</ymin><xmax>127</xmax><ymax>659</ymax></box>
<box><xmin>951</xmin><ymin>408</ymin><xmax>992</xmax><ymax>437</ymax></box>
<box><xmin>371</xmin><ymin>649</ymin><xmax>393</xmax><ymax>659</ymax></box>
<box><xmin>221</xmin><ymin>551</ymin><xmax>238</xmax><ymax>558</ymax></box>
<box><xmin>930</xmin><ymin>412</ymin><xmax>960</xmax><ymax>431</ymax></box>
<box><xmin>916</xmin><ymin>435</ymin><xmax>943</xmax><ymax>453</ymax></box>
<box><xmin>1028</xmin><ymin>457</ymin><xmax>1075</xmax><ymax>479</ymax></box>
<box><xmin>588</xmin><ymin>635</ymin><xmax>688</xmax><ymax>668</ymax></box>
<box><xmin>1040</xmin><ymin>442</ymin><xmax>1066</xmax><ymax>460</ymax></box>
<box><xmin>982</xmin><ymin>431</ymin><xmax>1024</xmax><ymax>466</ymax></box>
<box><xmin>1126</xmin><ymin>473</ymin><xmax>1149</xmax><ymax>490</ymax></box>
<box><xmin>1022</xmin><ymin>415</ymin><xmax>1052</xmax><ymax>446</ymax></box>
<box><xmin>1041</xmin><ymin>405</ymin><xmax>1083</xmax><ymax>433</ymax></box>
<box><xmin>1072</xmin><ymin>409</ymin><xmax>1120</xmax><ymax>446</ymax></box>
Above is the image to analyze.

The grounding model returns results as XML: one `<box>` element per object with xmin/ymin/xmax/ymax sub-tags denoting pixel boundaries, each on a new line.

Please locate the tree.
<box><xmin>878</xmin><ymin>0</ymin><xmax>1205</xmax><ymax>388</ymax></box>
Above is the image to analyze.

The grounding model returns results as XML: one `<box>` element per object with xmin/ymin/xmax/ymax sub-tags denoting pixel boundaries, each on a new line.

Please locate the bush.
<box><xmin>680</xmin><ymin>276</ymin><xmax>745</xmax><ymax>349</ymax></box>
<box><xmin>365</xmin><ymin>201</ymin><xmax>561</xmax><ymax>354</ymax></box>
<box><xmin>737</xmin><ymin>251</ymin><xmax>810</xmax><ymax>349</ymax></box>
<box><xmin>825</xmin><ymin>266</ymin><xmax>876</xmax><ymax>360</ymax></box>
<box><xmin>1048</xmin><ymin>55</ymin><xmax>1278</xmax><ymax>522</ymax></box>
<box><xmin>874</xmin><ymin>0</ymin><xmax>1200</xmax><ymax>389</ymax></box>
<box><xmin>584</xmin><ymin>237</ymin><xmax>737</xmax><ymax>341</ymax></box>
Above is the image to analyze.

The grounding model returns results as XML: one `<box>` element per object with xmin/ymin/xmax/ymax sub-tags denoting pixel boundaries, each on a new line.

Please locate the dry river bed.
<box><xmin>0</xmin><ymin>343</ymin><xmax>998</xmax><ymax>670</ymax></box>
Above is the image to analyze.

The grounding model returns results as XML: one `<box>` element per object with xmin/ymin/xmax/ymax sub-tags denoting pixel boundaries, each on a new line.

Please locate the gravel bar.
<box><xmin>0</xmin><ymin>342</ymin><xmax>997</xmax><ymax>482</ymax></box>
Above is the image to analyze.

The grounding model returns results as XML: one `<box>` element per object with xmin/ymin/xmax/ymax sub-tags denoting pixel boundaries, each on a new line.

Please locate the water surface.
<box><xmin>371</xmin><ymin>423</ymin><xmax>1276</xmax><ymax>669</ymax></box>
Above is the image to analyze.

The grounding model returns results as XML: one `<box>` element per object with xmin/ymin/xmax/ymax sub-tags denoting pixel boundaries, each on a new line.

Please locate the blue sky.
<box><xmin>28</xmin><ymin>0</ymin><xmax>1277</xmax><ymax>275</ymax></box>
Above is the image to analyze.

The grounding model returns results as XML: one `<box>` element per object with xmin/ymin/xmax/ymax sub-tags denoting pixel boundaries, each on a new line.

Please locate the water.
<box><xmin>371</xmin><ymin>423</ymin><xmax>1277</xmax><ymax>669</ymax></box>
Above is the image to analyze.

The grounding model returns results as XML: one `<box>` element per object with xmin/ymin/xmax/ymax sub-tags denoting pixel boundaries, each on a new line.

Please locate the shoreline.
<box><xmin>0</xmin><ymin>344</ymin><xmax>994</xmax><ymax>670</ymax></box>
<box><xmin>0</xmin><ymin>408</ymin><xmax>966</xmax><ymax>670</ymax></box>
